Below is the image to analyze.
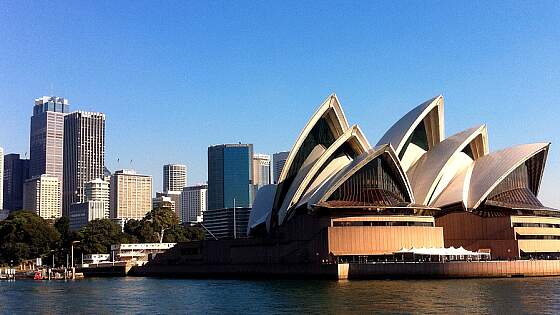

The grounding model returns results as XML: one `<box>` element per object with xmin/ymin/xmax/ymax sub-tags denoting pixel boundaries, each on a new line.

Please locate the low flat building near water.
<box><xmin>111</xmin><ymin>243</ymin><xmax>176</xmax><ymax>264</ymax></box>
<box><xmin>83</xmin><ymin>254</ymin><xmax>110</xmax><ymax>264</ymax></box>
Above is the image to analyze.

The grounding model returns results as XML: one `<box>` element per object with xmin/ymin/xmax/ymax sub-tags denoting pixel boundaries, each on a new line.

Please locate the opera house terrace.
<box><xmin>134</xmin><ymin>94</ymin><xmax>560</xmax><ymax>279</ymax></box>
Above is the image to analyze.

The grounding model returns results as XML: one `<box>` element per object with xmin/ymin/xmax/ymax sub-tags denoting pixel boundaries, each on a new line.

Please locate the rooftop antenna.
<box><xmin>50</xmin><ymin>83</ymin><xmax>54</xmax><ymax>96</ymax></box>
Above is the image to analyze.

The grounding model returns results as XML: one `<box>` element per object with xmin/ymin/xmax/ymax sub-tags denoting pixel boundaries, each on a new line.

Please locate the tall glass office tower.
<box><xmin>207</xmin><ymin>144</ymin><xmax>253</xmax><ymax>210</ymax></box>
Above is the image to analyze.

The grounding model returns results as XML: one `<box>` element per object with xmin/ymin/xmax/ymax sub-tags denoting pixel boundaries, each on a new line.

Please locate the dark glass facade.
<box><xmin>208</xmin><ymin>144</ymin><xmax>253</xmax><ymax>210</ymax></box>
<box><xmin>3</xmin><ymin>154</ymin><xmax>30</xmax><ymax>211</ymax></box>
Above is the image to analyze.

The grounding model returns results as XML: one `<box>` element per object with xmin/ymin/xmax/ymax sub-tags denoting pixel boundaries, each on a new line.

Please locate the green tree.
<box><xmin>54</xmin><ymin>216</ymin><xmax>79</xmax><ymax>247</ymax></box>
<box><xmin>0</xmin><ymin>211</ymin><xmax>61</xmax><ymax>265</ymax></box>
<box><xmin>122</xmin><ymin>206</ymin><xmax>205</xmax><ymax>243</ymax></box>
<box><xmin>143</xmin><ymin>206</ymin><xmax>179</xmax><ymax>242</ymax></box>
<box><xmin>163</xmin><ymin>225</ymin><xmax>205</xmax><ymax>242</ymax></box>
<box><xmin>78</xmin><ymin>219</ymin><xmax>127</xmax><ymax>254</ymax></box>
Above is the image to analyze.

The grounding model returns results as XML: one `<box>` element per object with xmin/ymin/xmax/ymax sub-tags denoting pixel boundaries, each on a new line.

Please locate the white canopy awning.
<box><xmin>396</xmin><ymin>247</ymin><xmax>490</xmax><ymax>257</ymax></box>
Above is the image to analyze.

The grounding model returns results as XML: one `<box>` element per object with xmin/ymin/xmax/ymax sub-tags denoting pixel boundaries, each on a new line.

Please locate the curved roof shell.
<box><xmin>407</xmin><ymin>125</ymin><xmax>489</xmax><ymax>206</ymax></box>
<box><xmin>277</xmin><ymin>125</ymin><xmax>371</xmax><ymax>224</ymax></box>
<box><xmin>466</xmin><ymin>143</ymin><xmax>550</xmax><ymax>210</ymax></box>
<box><xmin>273</xmin><ymin>93</ymin><xmax>349</xmax><ymax>212</ymax></box>
<box><xmin>247</xmin><ymin>184</ymin><xmax>277</xmax><ymax>236</ymax></box>
<box><xmin>376</xmin><ymin>96</ymin><xmax>445</xmax><ymax>172</ymax></box>
<box><xmin>307</xmin><ymin>144</ymin><xmax>415</xmax><ymax>208</ymax></box>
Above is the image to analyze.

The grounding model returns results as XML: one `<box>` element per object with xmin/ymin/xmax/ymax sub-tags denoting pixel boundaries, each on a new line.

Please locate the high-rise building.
<box><xmin>272</xmin><ymin>151</ymin><xmax>289</xmax><ymax>184</ymax></box>
<box><xmin>63</xmin><ymin>111</ymin><xmax>105</xmax><ymax>216</ymax></box>
<box><xmin>0</xmin><ymin>147</ymin><xmax>3</xmax><ymax>209</ymax></box>
<box><xmin>207</xmin><ymin>144</ymin><xmax>253</xmax><ymax>210</ymax></box>
<box><xmin>152</xmin><ymin>195</ymin><xmax>175</xmax><ymax>213</ymax></box>
<box><xmin>69</xmin><ymin>201</ymin><xmax>105</xmax><ymax>230</ymax></box>
<box><xmin>156</xmin><ymin>191</ymin><xmax>182</xmax><ymax>220</ymax></box>
<box><xmin>110</xmin><ymin>170</ymin><xmax>152</xmax><ymax>220</ymax></box>
<box><xmin>163</xmin><ymin>164</ymin><xmax>187</xmax><ymax>192</ymax></box>
<box><xmin>23</xmin><ymin>175</ymin><xmax>61</xmax><ymax>219</ymax></box>
<box><xmin>85</xmin><ymin>178</ymin><xmax>110</xmax><ymax>218</ymax></box>
<box><xmin>3</xmin><ymin>153</ymin><xmax>30</xmax><ymax>211</ymax></box>
<box><xmin>181</xmin><ymin>184</ymin><xmax>207</xmax><ymax>223</ymax></box>
<box><xmin>29</xmin><ymin>96</ymin><xmax>69</xmax><ymax>185</ymax></box>
<box><xmin>253</xmin><ymin>154</ymin><xmax>271</xmax><ymax>190</ymax></box>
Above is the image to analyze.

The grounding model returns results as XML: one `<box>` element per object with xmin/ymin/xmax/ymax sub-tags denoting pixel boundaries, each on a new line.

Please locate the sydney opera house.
<box><xmin>245</xmin><ymin>93</ymin><xmax>558</xmax><ymax>261</ymax></box>
<box><xmin>143</xmin><ymin>94</ymin><xmax>559</xmax><ymax>279</ymax></box>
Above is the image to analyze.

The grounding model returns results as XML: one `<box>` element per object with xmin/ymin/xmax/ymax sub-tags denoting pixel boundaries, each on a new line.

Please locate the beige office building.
<box><xmin>253</xmin><ymin>154</ymin><xmax>271</xmax><ymax>189</ymax></box>
<box><xmin>23</xmin><ymin>175</ymin><xmax>61</xmax><ymax>219</ymax></box>
<box><xmin>110</xmin><ymin>170</ymin><xmax>152</xmax><ymax>220</ymax></box>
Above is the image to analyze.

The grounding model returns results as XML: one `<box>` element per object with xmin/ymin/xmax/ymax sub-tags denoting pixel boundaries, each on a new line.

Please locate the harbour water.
<box><xmin>1</xmin><ymin>277</ymin><xmax>560</xmax><ymax>314</ymax></box>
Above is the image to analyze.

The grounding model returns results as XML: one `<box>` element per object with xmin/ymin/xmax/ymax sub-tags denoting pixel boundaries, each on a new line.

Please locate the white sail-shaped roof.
<box><xmin>277</xmin><ymin>125</ymin><xmax>371</xmax><ymax>224</ymax></box>
<box><xmin>407</xmin><ymin>125</ymin><xmax>489</xmax><ymax>206</ymax></box>
<box><xmin>466</xmin><ymin>143</ymin><xmax>550</xmax><ymax>210</ymax></box>
<box><xmin>376</xmin><ymin>96</ymin><xmax>444</xmax><ymax>171</ymax></box>
<box><xmin>273</xmin><ymin>93</ymin><xmax>349</xmax><ymax>213</ymax></box>
<box><xmin>247</xmin><ymin>184</ymin><xmax>277</xmax><ymax>236</ymax></box>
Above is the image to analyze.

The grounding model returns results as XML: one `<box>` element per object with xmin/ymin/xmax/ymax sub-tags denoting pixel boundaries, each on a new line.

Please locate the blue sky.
<box><xmin>1</xmin><ymin>1</ymin><xmax>559</xmax><ymax>207</ymax></box>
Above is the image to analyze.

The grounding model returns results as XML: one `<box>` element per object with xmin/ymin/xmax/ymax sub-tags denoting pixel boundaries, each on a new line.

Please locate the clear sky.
<box><xmin>1</xmin><ymin>1</ymin><xmax>559</xmax><ymax>207</ymax></box>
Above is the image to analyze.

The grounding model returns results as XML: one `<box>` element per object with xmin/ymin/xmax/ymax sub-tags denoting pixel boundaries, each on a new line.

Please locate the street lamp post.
<box><xmin>71</xmin><ymin>241</ymin><xmax>80</xmax><ymax>279</ymax></box>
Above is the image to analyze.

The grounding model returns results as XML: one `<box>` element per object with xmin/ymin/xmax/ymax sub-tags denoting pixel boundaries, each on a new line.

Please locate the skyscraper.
<box><xmin>85</xmin><ymin>178</ymin><xmax>110</xmax><ymax>218</ymax></box>
<box><xmin>110</xmin><ymin>170</ymin><xmax>152</xmax><ymax>220</ymax></box>
<box><xmin>272</xmin><ymin>151</ymin><xmax>290</xmax><ymax>184</ymax></box>
<box><xmin>253</xmin><ymin>153</ymin><xmax>271</xmax><ymax>192</ymax></box>
<box><xmin>181</xmin><ymin>184</ymin><xmax>207</xmax><ymax>223</ymax></box>
<box><xmin>163</xmin><ymin>164</ymin><xmax>187</xmax><ymax>192</ymax></box>
<box><xmin>29</xmin><ymin>96</ymin><xmax>68</xmax><ymax>184</ymax></box>
<box><xmin>3</xmin><ymin>153</ymin><xmax>30</xmax><ymax>211</ymax></box>
<box><xmin>63</xmin><ymin>111</ymin><xmax>105</xmax><ymax>216</ymax></box>
<box><xmin>208</xmin><ymin>144</ymin><xmax>253</xmax><ymax>210</ymax></box>
<box><xmin>23</xmin><ymin>175</ymin><xmax>61</xmax><ymax>219</ymax></box>
<box><xmin>0</xmin><ymin>147</ymin><xmax>3</xmax><ymax>209</ymax></box>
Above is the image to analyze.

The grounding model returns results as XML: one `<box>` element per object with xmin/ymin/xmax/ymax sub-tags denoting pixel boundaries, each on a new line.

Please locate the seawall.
<box><xmin>131</xmin><ymin>260</ymin><xmax>560</xmax><ymax>280</ymax></box>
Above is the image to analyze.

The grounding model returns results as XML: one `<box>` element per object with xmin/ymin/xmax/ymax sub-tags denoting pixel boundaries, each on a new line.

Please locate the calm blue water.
<box><xmin>1</xmin><ymin>277</ymin><xmax>560</xmax><ymax>314</ymax></box>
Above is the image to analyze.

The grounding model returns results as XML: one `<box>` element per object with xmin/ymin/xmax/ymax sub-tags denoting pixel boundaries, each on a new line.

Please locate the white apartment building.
<box><xmin>181</xmin><ymin>184</ymin><xmax>207</xmax><ymax>223</ymax></box>
<box><xmin>85</xmin><ymin>178</ymin><xmax>110</xmax><ymax>218</ymax></box>
<box><xmin>163</xmin><ymin>164</ymin><xmax>187</xmax><ymax>192</ymax></box>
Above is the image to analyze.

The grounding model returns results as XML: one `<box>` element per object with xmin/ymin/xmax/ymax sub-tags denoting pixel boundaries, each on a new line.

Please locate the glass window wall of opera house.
<box><xmin>242</xmin><ymin>93</ymin><xmax>559</xmax><ymax>262</ymax></box>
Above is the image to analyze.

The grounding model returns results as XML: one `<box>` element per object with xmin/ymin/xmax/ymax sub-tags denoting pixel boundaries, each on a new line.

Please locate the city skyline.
<box><xmin>1</xmin><ymin>2</ymin><xmax>559</xmax><ymax>208</ymax></box>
